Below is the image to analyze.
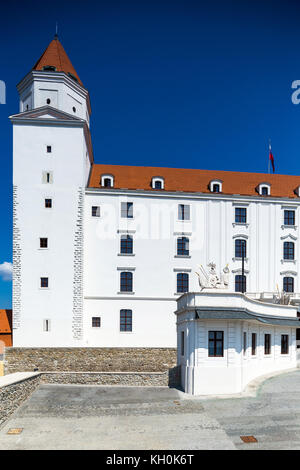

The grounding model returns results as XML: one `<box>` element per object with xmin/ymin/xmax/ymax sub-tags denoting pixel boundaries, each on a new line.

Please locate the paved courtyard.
<box><xmin>1</xmin><ymin>370</ymin><xmax>300</xmax><ymax>450</ymax></box>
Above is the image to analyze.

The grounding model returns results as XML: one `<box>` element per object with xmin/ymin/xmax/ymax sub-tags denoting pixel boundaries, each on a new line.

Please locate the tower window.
<box><xmin>47</xmin><ymin>146</ymin><xmax>52</xmax><ymax>153</ymax></box>
<box><xmin>72</xmin><ymin>106</ymin><xmax>76</xmax><ymax>113</ymax></box>
<box><xmin>43</xmin><ymin>319</ymin><xmax>51</xmax><ymax>332</ymax></box>
<box><xmin>40</xmin><ymin>277</ymin><xmax>49</xmax><ymax>288</ymax></box>
<box><xmin>43</xmin><ymin>66</ymin><xmax>56</xmax><ymax>72</ymax></box>
<box><xmin>178</xmin><ymin>204</ymin><xmax>190</xmax><ymax>221</ymax></box>
<box><xmin>92</xmin><ymin>206</ymin><xmax>100</xmax><ymax>217</ymax></box>
<box><xmin>45</xmin><ymin>199</ymin><xmax>52</xmax><ymax>208</ymax></box>
<box><xmin>42</xmin><ymin>171</ymin><xmax>53</xmax><ymax>184</ymax></box>
<box><xmin>46</xmin><ymin>98</ymin><xmax>51</xmax><ymax>105</ymax></box>
<box><xmin>40</xmin><ymin>238</ymin><xmax>48</xmax><ymax>248</ymax></box>
<box><xmin>92</xmin><ymin>317</ymin><xmax>101</xmax><ymax>328</ymax></box>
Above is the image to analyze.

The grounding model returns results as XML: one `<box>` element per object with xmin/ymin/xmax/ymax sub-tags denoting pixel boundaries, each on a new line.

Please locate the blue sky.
<box><xmin>1</xmin><ymin>0</ymin><xmax>300</xmax><ymax>307</ymax></box>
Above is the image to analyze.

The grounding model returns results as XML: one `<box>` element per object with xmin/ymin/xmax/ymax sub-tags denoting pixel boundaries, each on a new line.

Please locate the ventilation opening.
<box><xmin>43</xmin><ymin>65</ymin><xmax>56</xmax><ymax>72</ymax></box>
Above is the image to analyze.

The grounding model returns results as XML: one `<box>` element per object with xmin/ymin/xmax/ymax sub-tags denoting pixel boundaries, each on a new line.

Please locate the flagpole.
<box><xmin>268</xmin><ymin>139</ymin><xmax>271</xmax><ymax>174</ymax></box>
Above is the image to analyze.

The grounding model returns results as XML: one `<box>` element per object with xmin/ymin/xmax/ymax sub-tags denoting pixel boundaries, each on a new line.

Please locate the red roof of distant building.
<box><xmin>88</xmin><ymin>164</ymin><xmax>300</xmax><ymax>199</ymax></box>
<box><xmin>0</xmin><ymin>310</ymin><xmax>12</xmax><ymax>334</ymax></box>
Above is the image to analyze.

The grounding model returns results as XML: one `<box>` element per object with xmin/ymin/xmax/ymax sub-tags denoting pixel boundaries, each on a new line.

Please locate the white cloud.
<box><xmin>0</xmin><ymin>262</ymin><xmax>13</xmax><ymax>281</ymax></box>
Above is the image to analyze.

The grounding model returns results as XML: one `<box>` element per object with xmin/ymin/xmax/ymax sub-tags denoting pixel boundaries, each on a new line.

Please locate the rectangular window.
<box><xmin>40</xmin><ymin>238</ymin><xmax>48</xmax><ymax>248</ymax></box>
<box><xmin>46</xmin><ymin>145</ymin><xmax>52</xmax><ymax>153</ymax></box>
<box><xmin>283</xmin><ymin>277</ymin><xmax>294</xmax><ymax>293</ymax></box>
<box><xmin>181</xmin><ymin>331</ymin><xmax>185</xmax><ymax>356</ymax></box>
<box><xmin>120</xmin><ymin>271</ymin><xmax>133</xmax><ymax>292</ymax></box>
<box><xmin>120</xmin><ymin>235</ymin><xmax>133</xmax><ymax>254</ymax></box>
<box><xmin>283</xmin><ymin>242</ymin><xmax>294</xmax><ymax>260</ymax></box>
<box><xmin>251</xmin><ymin>333</ymin><xmax>257</xmax><ymax>355</ymax></box>
<box><xmin>235</xmin><ymin>275</ymin><xmax>246</xmax><ymax>293</ymax></box>
<box><xmin>43</xmin><ymin>319</ymin><xmax>50</xmax><ymax>332</ymax></box>
<box><xmin>243</xmin><ymin>332</ymin><xmax>247</xmax><ymax>356</ymax></box>
<box><xmin>281</xmin><ymin>335</ymin><xmax>289</xmax><ymax>354</ymax></box>
<box><xmin>177</xmin><ymin>273</ymin><xmax>189</xmax><ymax>293</ymax></box>
<box><xmin>284</xmin><ymin>210</ymin><xmax>295</xmax><ymax>226</ymax></box>
<box><xmin>177</xmin><ymin>237</ymin><xmax>189</xmax><ymax>256</ymax></box>
<box><xmin>208</xmin><ymin>331</ymin><xmax>224</xmax><ymax>357</ymax></box>
<box><xmin>235</xmin><ymin>207</ymin><xmax>247</xmax><ymax>224</ymax></box>
<box><xmin>121</xmin><ymin>202</ymin><xmax>133</xmax><ymax>218</ymax></box>
<box><xmin>178</xmin><ymin>204</ymin><xmax>190</xmax><ymax>221</ymax></box>
<box><xmin>120</xmin><ymin>309</ymin><xmax>132</xmax><ymax>332</ymax></box>
<box><xmin>92</xmin><ymin>317</ymin><xmax>101</xmax><ymax>328</ymax></box>
<box><xmin>40</xmin><ymin>277</ymin><xmax>49</xmax><ymax>288</ymax></box>
<box><xmin>264</xmin><ymin>334</ymin><xmax>271</xmax><ymax>355</ymax></box>
<box><xmin>92</xmin><ymin>206</ymin><xmax>100</xmax><ymax>217</ymax></box>
<box><xmin>235</xmin><ymin>239</ymin><xmax>246</xmax><ymax>258</ymax></box>
<box><xmin>42</xmin><ymin>171</ymin><xmax>53</xmax><ymax>184</ymax></box>
<box><xmin>45</xmin><ymin>199</ymin><xmax>52</xmax><ymax>208</ymax></box>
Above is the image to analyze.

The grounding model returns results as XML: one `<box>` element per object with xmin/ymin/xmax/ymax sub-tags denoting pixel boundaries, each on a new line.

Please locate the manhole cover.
<box><xmin>7</xmin><ymin>428</ymin><xmax>23</xmax><ymax>435</ymax></box>
<box><xmin>240</xmin><ymin>435</ymin><xmax>257</xmax><ymax>443</ymax></box>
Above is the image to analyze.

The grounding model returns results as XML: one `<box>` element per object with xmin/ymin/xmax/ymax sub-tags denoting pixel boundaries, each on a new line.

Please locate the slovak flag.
<box><xmin>269</xmin><ymin>147</ymin><xmax>275</xmax><ymax>173</ymax></box>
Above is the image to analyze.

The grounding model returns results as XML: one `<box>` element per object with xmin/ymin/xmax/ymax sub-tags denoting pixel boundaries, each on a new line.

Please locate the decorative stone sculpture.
<box><xmin>196</xmin><ymin>262</ymin><xmax>230</xmax><ymax>291</ymax></box>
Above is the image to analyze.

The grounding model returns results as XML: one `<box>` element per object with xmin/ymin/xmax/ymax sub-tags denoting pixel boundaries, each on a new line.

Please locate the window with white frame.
<box><xmin>101</xmin><ymin>174</ymin><xmax>114</xmax><ymax>188</ymax></box>
<box><xmin>178</xmin><ymin>204</ymin><xmax>190</xmax><ymax>221</ymax></box>
<box><xmin>151</xmin><ymin>177</ymin><xmax>164</xmax><ymax>189</ymax></box>
<box><xmin>209</xmin><ymin>180</ymin><xmax>223</xmax><ymax>193</ymax></box>
<box><xmin>43</xmin><ymin>319</ymin><xmax>51</xmax><ymax>332</ymax></box>
<box><xmin>91</xmin><ymin>206</ymin><xmax>100</xmax><ymax>217</ymax></box>
<box><xmin>257</xmin><ymin>183</ymin><xmax>271</xmax><ymax>196</ymax></box>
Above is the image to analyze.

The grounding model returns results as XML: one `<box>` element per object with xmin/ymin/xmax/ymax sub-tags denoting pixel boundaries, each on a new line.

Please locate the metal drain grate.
<box><xmin>7</xmin><ymin>428</ymin><xmax>23</xmax><ymax>435</ymax></box>
<box><xmin>240</xmin><ymin>435</ymin><xmax>257</xmax><ymax>443</ymax></box>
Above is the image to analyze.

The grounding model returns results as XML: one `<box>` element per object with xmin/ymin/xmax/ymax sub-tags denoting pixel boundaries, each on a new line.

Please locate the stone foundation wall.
<box><xmin>0</xmin><ymin>374</ymin><xmax>41</xmax><ymax>427</ymax></box>
<box><xmin>4</xmin><ymin>348</ymin><xmax>177</xmax><ymax>374</ymax></box>
<box><xmin>41</xmin><ymin>369</ymin><xmax>180</xmax><ymax>387</ymax></box>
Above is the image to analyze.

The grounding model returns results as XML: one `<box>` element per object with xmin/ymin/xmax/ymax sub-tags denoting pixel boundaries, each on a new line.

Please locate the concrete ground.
<box><xmin>1</xmin><ymin>370</ymin><xmax>300</xmax><ymax>450</ymax></box>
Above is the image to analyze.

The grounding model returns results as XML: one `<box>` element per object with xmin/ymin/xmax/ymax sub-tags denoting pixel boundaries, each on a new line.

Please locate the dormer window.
<box><xmin>209</xmin><ymin>180</ymin><xmax>223</xmax><ymax>193</ymax></box>
<box><xmin>152</xmin><ymin>177</ymin><xmax>164</xmax><ymax>190</ymax></box>
<box><xmin>68</xmin><ymin>72</ymin><xmax>78</xmax><ymax>83</ymax></box>
<box><xmin>294</xmin><ymin>186</ymin><xmax>300</xmax><ymax>197</ymax></box>
<box><xmin>43</xmin><ymin>66</ymin><xmax>56</xmax><ymax>72</ymax></box>
<box><xmin>101</xmin><ymin>174</ymin><xmax>114</xmax><ymax>188</ymax></box>
<box><xmin>257</xmin><ymin>183</ymin><xmax>271</xmax><ymax>196</ymax></box>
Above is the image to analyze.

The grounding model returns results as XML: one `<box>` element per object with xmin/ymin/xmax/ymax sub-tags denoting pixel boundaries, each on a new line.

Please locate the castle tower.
<box><xmin>10</xmin><ymin>36</ymin><xmax>93</xmax><ymax>346</ymax></box>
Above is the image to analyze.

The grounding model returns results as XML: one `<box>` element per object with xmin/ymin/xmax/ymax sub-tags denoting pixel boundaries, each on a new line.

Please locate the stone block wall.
<box><xmin>0</xmin><ymin>374</ymin><xmax>41</xmax><ymax>427</ymax></box>
<box><xmin>4</xmin><ymin>348</ymin><xmax>177</xmax><ymax>374</ymax></box>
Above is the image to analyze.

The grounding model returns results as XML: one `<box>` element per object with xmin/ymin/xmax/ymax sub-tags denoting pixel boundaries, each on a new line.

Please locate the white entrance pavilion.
<box><xmin>175</xmin><ymin>278</ymin><xmax>300</xmax><ymax>395</ymax></box>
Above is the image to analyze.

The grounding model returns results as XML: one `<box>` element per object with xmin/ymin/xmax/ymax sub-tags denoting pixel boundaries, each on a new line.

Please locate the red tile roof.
<box><xmin>32</xmin><ymin>37</ymin><xmax>83</xmax><ymax>86</ymax></box>
<box><xmin>0</xmin><ymin>310</ymin><xmax>12</xmax><ymax>334</ymax></box>
<box><xmin>88</xmin><ymin>164</ymin><xmax>300</xmax><ymax>199</ymax></box>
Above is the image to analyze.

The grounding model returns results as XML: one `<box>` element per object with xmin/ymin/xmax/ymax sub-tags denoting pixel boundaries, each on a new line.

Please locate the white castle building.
<box><xmin>11</xmin><ymin>36</ymin><xmax>300</xmax><ymax>348</ymax></box>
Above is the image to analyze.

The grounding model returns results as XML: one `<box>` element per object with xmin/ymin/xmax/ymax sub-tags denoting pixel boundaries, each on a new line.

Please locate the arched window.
<box><xmin>235</xmin><ymin>275</ymin><xmax>246</xmax><ymax>293</ymax></box>
<box><xmin>101</xmin><ymin>174</ymin><xmax>114</xmax><ymax>188</ymax></box>
<box><xmin>283</xmin><ymin>241</ymin><xmax>294</xmax><ymax>260</ymax></box>
<box><xmin>177</xmin><ymin>237</ymin><xmax>189</xmax><ymax>256</ymax></box>
<box><xmin>152</xmin><ymin>177</ymin><xmax>164</xmax><ymax>190</ymax></box>
<box><xmin>257</xmin><ymin>183</ymin><xmax>271</xmax><ymax>196</ymax></box>
<box><xmin>120</xmin><ymin>271</ymin><xmax>133</xmax><ymax>292</ymax></box>
<box><xmin>209</xmin><ymin>179</ymin><xmax>223</xmax><ymax>193</ymax></box>
<box><xmin>235</xmin><ymin>239</ymin><xmax>247</xmax><ymax>258</ymax></box>
<box><xmin>120</xmin><ymin>235</ymin><xmax>133</xmax><ymax>254</ymax></box>
<box><xmin>283</xmin><ymin>277</ymin><xmax>294</xmax><ymax>293</ymax></box>
<box><xmin>177</xmin><ymin>273</ymin><xmax>189</xmax><ymax>293</ymax></box>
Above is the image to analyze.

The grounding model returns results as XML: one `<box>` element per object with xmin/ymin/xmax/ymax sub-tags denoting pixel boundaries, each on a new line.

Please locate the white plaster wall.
<box><xmin>13</xmin><ymin>122</ymin><xmax>89</xmax><ymax>346</ymax></box>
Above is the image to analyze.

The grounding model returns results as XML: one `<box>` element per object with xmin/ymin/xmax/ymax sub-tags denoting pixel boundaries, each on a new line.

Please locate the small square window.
<box><xmin>45</xmin><ymin>199</ymin><xmax>52</xmax><ymax>208</ymax></box>
<box><xmin>40</xmin><ymin>277</ymin><xmax>49</xmax><ymax>288</ymax></box>
<box><xmin>92</xmin><ymin>206</ymin><xmax>100</xmax><ymax>217</ymax></box>
<box><xmin>40</xmin><ymin>238</ymin><xmax>48</xmax><ymax>248</ymax></box>
<box><xmin>46</xmin><ymin>146</ymin><xmax>52</xmax><ymax>153</ymax></box>
<box><xmin>92</xmin><ymin>317</ymin><xmax>101</xmax><ymax>328</ymax></box>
